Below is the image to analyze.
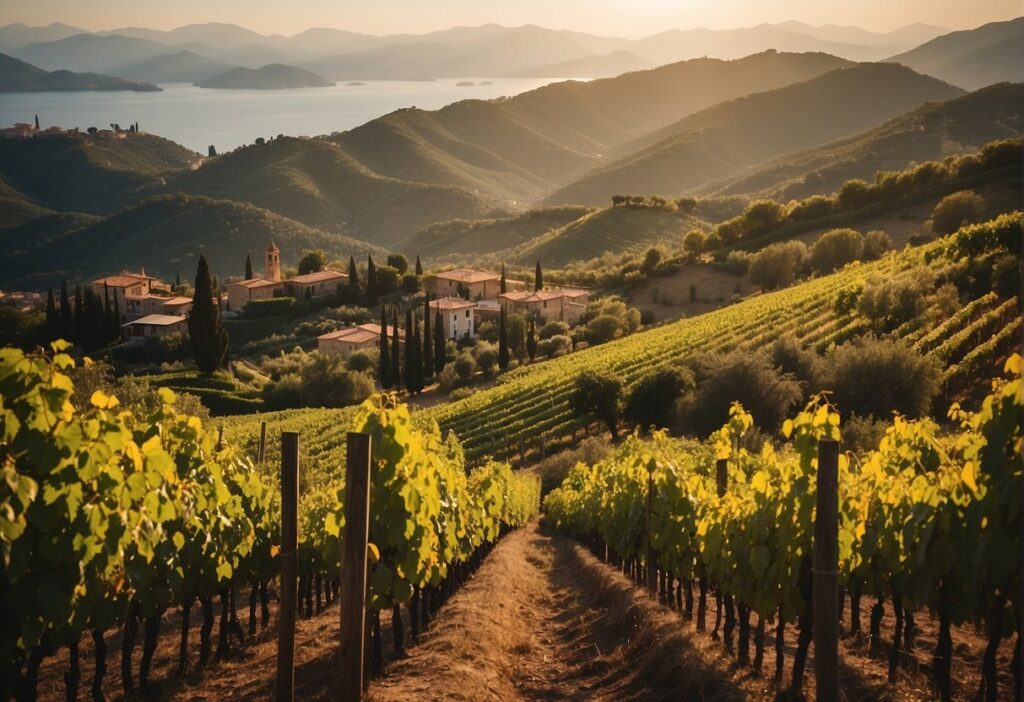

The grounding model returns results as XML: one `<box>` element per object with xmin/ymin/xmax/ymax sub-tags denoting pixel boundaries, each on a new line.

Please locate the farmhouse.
<box><xmin>430</xmin><ymin>297</ymin><xmax>478</xmax><ymax>340</ymax></box>
<box><xmin>429</xmin><ymin>269</ymin><xmax>525</xmax><ymax>301</ymax></box>
<box><xmin>285</xmin><ymin>269</ymin><xmax>347</xmax><ymax>299</ymax></box>
<box><xmin>318</xmin><ymin>323</ymin><xmax>403</xmax><ymax>357</ymax></box>
<box><xmin>498</xmin><ymin>287</ymin><xmax>590</xmax><ymax>325</ymax></box>
<box><xmin>121</xmin><ymin>314</ymin><xmax>188</xmax><ymax>340</ymax></box>
<box><xmin>92</xmin><ymin>271</ymin><xmax>168</xmax><ymax>321</ymax></box>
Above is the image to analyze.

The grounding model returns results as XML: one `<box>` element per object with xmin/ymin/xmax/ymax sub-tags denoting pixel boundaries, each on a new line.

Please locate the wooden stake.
<box><xmin>275</xmin><ymin>432</ymin><xmax>299</xmax><ymax>702</ymax></box>
<box><xmin>339</xmin><ymin>432</ymin><xmax>372</xmax><ymax>702</ymax></box>
<box><xmin>814</xmin><ymin>439</ymin><xmax>840</xmax><ymax>702</ymax></box>
<box><xmin>257</xmin><ymin>420</ymin><xmax>268</xmax><ymax>464</ymax></box>
<box><xmin>646</xmin><ymin>467</ymin><xmax>657</xmax><ymax>594</ymax></box>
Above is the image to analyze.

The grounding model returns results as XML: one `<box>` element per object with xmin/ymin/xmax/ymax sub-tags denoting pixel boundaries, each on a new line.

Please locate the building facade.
<box><xmin>318</xmin><ymin>323</ymin><xmax>403</xmax><ymax>357</ymax></box>
<box><xmin>430</xmin><ymin>297</ymin><xmax>478</xmax><ymax>339</ymax></box>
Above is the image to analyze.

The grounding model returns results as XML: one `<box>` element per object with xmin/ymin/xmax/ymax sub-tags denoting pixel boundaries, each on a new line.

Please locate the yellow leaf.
<box><xmin>961</xmin><ymin>461</ymin><xmax>979</xmax><ymax>493</ymax></box>
<box><xmin>270</xmin><ymin>544</ymin><xmax>280</xmax><ymax>557</ymax></box>
<box><xmin>367</xmin><ymin>542</ymin><xmax>380</xmax><ymax>563</ymax></box>
<box><xmin>782</xmin><ymin>419</ymin><xmax>793</xmax><ymax>439</ymax></box>
<box><xmin>90</xmin><ymin>390</ymin><xmax>118</xmax><ymax>409</ymax></box>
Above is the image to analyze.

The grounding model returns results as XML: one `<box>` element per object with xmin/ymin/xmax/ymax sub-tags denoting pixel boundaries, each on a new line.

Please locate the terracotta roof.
<box><xmin>499</xmin><ymin>290</ymin><xmax>564</xmax><ymax>303</ymax></box>
<box><xmin>435</xmin><ymin>268</ymin><xmax>500</xmax><ymax>284</ymax></box>
<box><xmin>429</xmin><ymin>296</ymin><xmax>477</xmax><ymax>311</ymax></box>
<box><xmin>560</xmin><ymin>288</ymin><xmax>589</xmax><ymax>298</ymax></box>
<box><xmin>265</xmin><ymin>239</ymin><xmax>279</xmax><ymax>252</ymax></box>
<box><xmin>318</xmin><ymin>323</ymin><xmax>404</xmax><ymax>343</ymax></box>
<box><xmin>289</xmin><ymin>270</ymin><xmax>347</xmax><ymax>285</ymax></box>
<box><xmin>122</xmin><ymin>314</ymin><xmax>188</xmax><ymax>327</ymax></box>
<box><xmin>162</xmin><ymin>296</ymin><xmax>193</xmax><ymax>306</ymax></box>
<box><xmin>228</xmin><ymin>278</ymin><xmax>278</xmax><ymax>289</ymax></box>
<box><xmin>93</xmin><ymin>274</ymin><xmax>151</xmax><ymax>288</ymax></box>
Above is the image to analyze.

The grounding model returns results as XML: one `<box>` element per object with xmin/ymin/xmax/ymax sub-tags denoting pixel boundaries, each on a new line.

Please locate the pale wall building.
<box><xmin>226</xmin><ymin>240</ymin><xmax>283</xmax><ymax>311</ymax></box>
<box><xmin>318</xmin><ymin>323</ymin><xmax>403</xmax><ymax>357</ymax></box>
<box><xmin>285</xmin><ymin>269</ymin><xmax>347</xmax><ymax>299</ymax></box>
<box><xmin>430</xmin><ymin>297</ymin><xmax>477</xmax><ymax>340</ymax></box>
<box><xmin>121</xmin><ymin>314</ymin><xmax>188</xmax><ymax>341</ymax></box>
<box><xmin>429</xmin><ymin>269</ymin><xmax>526</xmax><ymax>301</ymax></box>
<box><xmin>498</xmin><ymin>288</ymin><xmax>590</xmax><ymax>325</ymax></box>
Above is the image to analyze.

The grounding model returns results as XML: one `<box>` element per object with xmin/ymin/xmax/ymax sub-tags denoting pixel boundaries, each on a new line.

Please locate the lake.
<box><xmin>0</xmin><ymin>78</ymin><xmax>571</xmax><ymax>153</ymax></box>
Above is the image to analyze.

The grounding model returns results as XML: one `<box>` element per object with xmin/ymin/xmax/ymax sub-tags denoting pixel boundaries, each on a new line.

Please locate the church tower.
<box><xmin>265</xmin><ymin>240</ymin><xmax>281</xmax><ymax>282</ymax></box>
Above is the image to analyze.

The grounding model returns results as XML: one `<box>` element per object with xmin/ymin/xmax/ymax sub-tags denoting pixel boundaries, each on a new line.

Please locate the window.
<box><xmin>465</xmin><ymin>310</ymin><xmax>470</xmax><ymax>318</ymax></box>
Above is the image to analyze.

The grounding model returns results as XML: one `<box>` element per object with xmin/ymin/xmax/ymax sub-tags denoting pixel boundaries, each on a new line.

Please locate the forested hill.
<box><xmin>540</xmin><ymin>62</ymin><xmax>964</xmax><ymax>206</ymax></box>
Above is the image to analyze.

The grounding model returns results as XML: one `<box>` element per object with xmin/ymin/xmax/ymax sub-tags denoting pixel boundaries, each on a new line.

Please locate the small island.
<box><xmin>456</xmin><ymin>80</ymin><xmax>475</xmax><ymax>87</ymax></box>
<box><xmin>196</xmin><ymin>63</ymin><xmax>334</xmax><ymax>90</ymax></box>
<box><xmin>0</xmin><ymin>53</ymin><xmax>161</xmax><ymax>93</ymax></box>
<box><xmin>480</xmin><ymin>80</ymin><xmax>494</xmax><ymax>85</ymax></box>
<box><xmin>346</xmin><ymin>81</ymin><xmax>366</xmax><ymax>86</ymax></box>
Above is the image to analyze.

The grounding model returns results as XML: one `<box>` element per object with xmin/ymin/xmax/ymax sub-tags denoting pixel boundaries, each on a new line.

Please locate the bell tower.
<box><xmin>265</xmin><ymin>240</ymin><xmax>281</xmax><ymax>282</ymax></box>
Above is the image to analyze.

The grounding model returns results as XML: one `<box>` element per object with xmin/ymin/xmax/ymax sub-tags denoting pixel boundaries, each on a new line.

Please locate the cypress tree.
<box><xmin>534</xmin><ymin>261</ymin><xmax>543</xmax><ymax>291</ymax></box>
<box><xmin>391</xmin><ymin>308</ymin><xmax>401</xmax><ymax>388</ymax></box>
<box><xmin>527</xmin><ymin>317</ymin><xmax>537</xmax><ymax>362</ymax></box>
<box><xmin>73</xmin><ymin>284</ymin><xmax>84</xmax><ymax>344</ymax></box>
<box><xmin>367</xmin><ymin>255</ymin><xmax>378</xmax><ymax>300</ymax></box>
<box><xmin>112</xmin><ymin>293</ymin><xmax>121</xmax><ymax>343</ymax></box>
<box><xmin>422</xmin><ymin>297</ymin><xmax>433</xmax><ymax>381</ymax></box>
<box><xmin>34</xmin><ymin>115</ymin><xmax>39</xmax><ymax>130</ymax></box>
<box><xmin>103</xmin><ymin>283</ymin><xmax>116</xmax><ymax>342</ymax></box>
<box><xmin>348</xmin><ymin>256</ymin><xmax>359</xmax><ymax>295</ymax></box>
<box><xmin>245</xmin><ymin>254</ymin><xmax>254</xmax><ymax>280</ymax></box>
<box><xmin>58</xmin><ymin>279</ymin><xmax>73</xmax><ymax>341</ymax></box>
<box><xmin>403</xmin><ymin>308</ymin><xmax>416</xmax><ymax>393</ymax></box>
<box><xmin>500</xmin><ymin>261</ymin><xmax>507</xmax><ymax>294</ymax></box>
<box><xmin>45</xmin><ymin>288</ymin><xmax>58</xmax><ymax>342</ymax></box>
<box><xmin>175</xmin><ymin>270</ymin><xmax>181</xmax><ymax>290</ymax></box>
<box><xmin>415</xmin><ymin>256</ymin><xmax>423</xmax><ymax>276</ymax></box>
<box><xmin>188</xmin><ymin>255</ymin><xmax>229</xmax><ymax>374</ymax></box>
<box><xmin>433</xmin><ymin>311</ymin><xmax>445</xmax><ymax>375</ymax></box>
<box><xmin>379</xmin><ymin>305</ymin><xmax>392</xmax><ymax>389</ymax></box>
<box><xmin>498</xmin><ymin>304</ymin><xmax>509</xmax><ymax>371</ymax></box>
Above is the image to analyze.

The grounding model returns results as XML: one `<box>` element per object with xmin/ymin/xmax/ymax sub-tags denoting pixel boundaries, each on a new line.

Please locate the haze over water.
<box><xmin>0</xmin><ymin>78</ymin><xmax>566</xmax><ymax>153</ymax></box>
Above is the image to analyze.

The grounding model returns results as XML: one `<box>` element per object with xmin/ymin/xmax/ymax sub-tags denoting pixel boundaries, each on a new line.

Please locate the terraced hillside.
<box><xmin>223</xmin><ymin>213</ymin><xmax>1021</xmax><ymax>470</ymax></box>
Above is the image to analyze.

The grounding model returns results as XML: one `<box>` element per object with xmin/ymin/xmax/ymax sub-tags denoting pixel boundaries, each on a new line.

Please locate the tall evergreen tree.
<box><xmin>58</xmin><ymin>279</ymin><xmax>72</xmax><ymax>340</ymax></box>
<box><xmin>45</xmin><ymin>288</ymin><xmax>58</xmax><ymax>342</ymax></box>
<box><xmin>500</xmin><ymin>261</ymin><xmax>507</xmax><ymax>294</ymax></box>
<box><xmin>534</xmin><ymin>261</ymin><xmax>543</xmax><ymax>291</ymax></box>
<box><xmin>527</xmin><ymin>317</ymin><xmax>537</xmax><ymax>362</ymax></box>
<box><xmin>175</xmin><ymin>270</ymin><xmax>181</xmax><ymax>290</ymax></box>
<box><xmin>103</xmin><ymin>283</ymin><xmax>116</xmax><ymax>342</ymax></box>
<box><xmin>379</xmin><ymin>305</ymin><xmax>392</xmax><ymax>389</ymax></box>
<box><xmin>111</xmin><ymin>294</ymin><xmax>121</xmax><ymax>343</ymax></box>
<box><xmin>433</xmin><ymin>311</ymin><xmax>445</xmax><ymax>375</ymax></box>
<box><xmin>391</xmin><ymin>308</ymin><xmax>401</xmax><ymax>388</ymax></box>
<box><xmin>367</xmin><ymin>255</ymin><xmax>378</xmax><ymax>300</ymax></box>
<box><xmin>422</xmin><ymin>297</ymin><xmax>433</xmax><ymax>381</ymax></box>
<box><xmin>245</xmin><ymin>254</ymin><xmax>254</xmax><ymax>280</ymax></box>
<box><xmin>188</xmin><ymin>255</ymin><xmax>229</xmax><ymax>374</ymax></box>
<box><xmin>498</xmin><ymin>304</ymin><xmax>510</xmax><ymax>371</ymax></box>
<box><xmin>415</xmin><ymin>255</ymin><xmax>423</xmax><ymax>276</ymax></box>
<box><xmin>348</xmin><ymin>256</ymin><xmax>359</xmax><ymax>295</ymax></box>
<box><xmin>404</xmin><ymin>308</ymin><xmax>416</xmax><ymax>393</ymax></box>
<box><xmin>73</xmin><ymin>284</ymin><xmax>84</xmax><ymax>343</ymax></box>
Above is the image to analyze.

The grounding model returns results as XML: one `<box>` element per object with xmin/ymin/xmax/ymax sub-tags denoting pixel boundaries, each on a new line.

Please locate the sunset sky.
<box><xmin>7</xmin><ymin>0</ymin><xmax>1021</xmax><ymax>37</ymax></box>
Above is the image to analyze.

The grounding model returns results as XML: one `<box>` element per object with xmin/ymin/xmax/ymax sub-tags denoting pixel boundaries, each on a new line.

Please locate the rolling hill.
<box><xmin>164</xmin><ymin>136</ymin><xmax>496</xmax><ymax>247</ymax></box>
<box><xmin>109</xmin><ymin>49</ymin><xmax>232</xmax><ymax>83</ymax></box>
<box><xmin>0</xmin><ymin>53</ymin><xmax>160</xmax><ymax>91</ymax></box>
<box><xmin>541</xmin><ymin>62</ymin><xmax>964</xmax><ymax>206</ymax></box>
<box><xmin>708</xmin><ymin>82</ymin><xmax>1024</xmax><ymax>201</ymax></box>
<box><xmin>886</xmin><ymin>16</ymin><xmax>1024</xmax><ymax>89</ymax></box>
<box><xmin>523</xmin><ymin>50</ymin><xmax>654</xmax><ymax>79</ymax></box>
<box><xmin>0</xmin><ymin>193</ymin><xmax>387</xmax><ymax>290</ymax></box>
<box><xmin>11</xmin><ymin>33</ymin><xmax>173</xmax><ymax>73</ymax></box>
<box><xmin>0</xmin><ymin>130</ymin><xmax>198</xmax><ymax>214</ymax></box>
<box><xmin>197</xmin><ymin>63</ymin><xmax>333</xmax><ymax>89</ymax></box>
<box><xmin>327</xmin><ymin>51</ymin><xmax>853</xmax><ymax>205</ymax></box>
<box><xmin>403</xmin><ymin>206</ymin><xmax>593</xmax><ymax>260</ymax></box>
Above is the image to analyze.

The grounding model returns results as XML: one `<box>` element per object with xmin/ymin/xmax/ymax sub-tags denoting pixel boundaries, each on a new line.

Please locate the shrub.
<box><xmin>749</xmin><ymin>241</ymin><xmax>807</xmax><ymax>291</ymax></box>
<box><xmin>401</xmin><ymin>274</ymin><xmax>420</xmax><ymax>293</ymax></box>
<box><xmin>856</xmin><ymin>272</ymin><xmax>930</xmax><ymax>332</ymax></box>
<box><xmin>640</xmin><ymin>247</ymin><xmax>662</xmax><ymax>274</ymax></box>
<box><xmin>684</xmin><ymin>351</ymin><xmax>802</xmax><ymax>436</ymax></box>
<box><xmin>769</xmin><ymin>336</ymin><xmax>822</xmax><ymax>392</ymax></box>
<box><xmin>242</xmin><ymin>297</ymin><xmax>296</xmax><ymax>319</ymax></box>
<box><xmin>297</xmin><ymin>249</ymin><xmax>328</xmax><ymax>275</ymax></box>
<box><xmin>570</xmin><ymin>370</ymin><xmax>624</xmax><ymax>439</ymax></box>
<box><xmin>375</xmin><ymin>265</ymin><xmax>401</xmax><ymax>294</ymax></box>
<box><xmin>841</xmin><ymin>414</ymin><xmax>889</xmax><ymax>456</ymax></box>
<box><xmin>931</xmin><ymin>190</ymin><xmax>986</xmax><ymax>235</ymax></box>
<box><xmin>585</xmin><ymin>314</ymin><xmax>622</xmax><ymax>345</ymax></box>
<box><xmin>453</xmin><ymin>352</ymin><xmax>476</xmax><ymax>380</ymax></box>
<box><xmin>624</xmin><ymin>366</ymin><xmax>694</xmax><ymax>430</ymax></box>
<box><xmin>991</xmin><ymin>253</ymin><xmax>1022</xmax><ymax>297</ymax></box>
<box><xmin>473</xmin><ymin>341</ymin><xmax>498</xmax><ymax>376</ymax></box>
<box><xmin>683</xmin><ymin>229</ymin><xmax>706</xmax><ymax>255</ymax></box>
<box><xmin>861</xmin><ymin>230</ymin><xmax>892</xmax><ymax>261</ymax></box>
<box><xmin>539</xmin><ymin>321</ymin><xmax>569</xmax><ymax>340</ymax></box>
<box><xmin>833</xmin><ymin>287</ymin><xmax>861</xmax><ymax>316</ymax></box>
<box><xmin>810</xmin><ymin>228</ymin><xmax>864</xmax><ymax>274</ymax></box>
<box><xmin>386</xmin><ymin>253</ymin><xmax>408</xmax><ymax>275</ymax></box>
<box><xmin>346</xmin><ymin>349</ymin><xmax>377</xmax><ymax>373</ymax></box>
<box><xmin>536</xmin><ymin>436</ymin><xmax>611</xmax><ymax>494</ymax></box>
<box><xmin>824</xmin><ymin>336</ymin><xmax>940</xmax><ymax>419</ymax></box>
<box><xmin>723</xmin><ymin>250</ymin><xmax>752</xmax><ymax>276</ymax></box>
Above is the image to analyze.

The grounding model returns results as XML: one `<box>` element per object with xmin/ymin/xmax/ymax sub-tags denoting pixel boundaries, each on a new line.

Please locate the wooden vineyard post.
<box><xmin>257</xmin><ymin>420</ymin><xmax>268</xmax><ymax>464</ymax></box>
<box><xmin>339</xmin><ymin>432</ymin><xmax>372</xmax><ymax>702</ymax></box>
<box><xmin>646</xmin><ymin>465</ymin><xmax>657</xmax><ymax>594</ymax></box>
<box><xmin>814</xmin><ymin>439</ymin><xmax>840</xmax><ymax>702</ymax></box>
<box><xmin>715</xmin><ymin>458</ymin><xmax>727</xmax><ymax>498</ymax></box>
<box><xmin>275</xmin><ymin>432</ymin><xmax>299</xmax><ymax>702</ymax></box>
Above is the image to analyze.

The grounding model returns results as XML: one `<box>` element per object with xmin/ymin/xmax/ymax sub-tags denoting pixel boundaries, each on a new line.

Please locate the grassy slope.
<box><xmin>403</xmin><ymin>206</ymin><xmax>593</xmax><ymax>260</ymax></box>
<box><xmin>709</xmin><ymin>82</ymin><xmax>1024</xmax><ymax>201</ymax></box>
<box><xmin>331</xmin><ymin>51</ymin><xmax>853</xmax><ymax>204</ymax></box>
<box><xmin>0</xmin><ymin>131</ymin><xmax>197</xmax><ymax>214</ymax></box>
<box><xmin>504</xmin><ymin>206</ymin><xmax>701</xmax><ymax>267</ymax></box>
<box><xmin>0</xmin><ymin>193</ymin><xmax>387</xmax><ymax>289</ymax></box>
<box><xmin>165</xmin><ymin>137</ymin><xmax>495</xmax><ymax>248</ymax></box>
<box><xmin>541</xmin><ymin>63</ymin><xmax>964</xmax><ymax>206</ymax></box>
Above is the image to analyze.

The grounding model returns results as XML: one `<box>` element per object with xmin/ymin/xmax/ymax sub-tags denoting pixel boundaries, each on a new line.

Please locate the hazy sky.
<box><xmin>8</xmin><ymin>0</ymin><xmax>1022</xmax><ymax>37</ymax></box>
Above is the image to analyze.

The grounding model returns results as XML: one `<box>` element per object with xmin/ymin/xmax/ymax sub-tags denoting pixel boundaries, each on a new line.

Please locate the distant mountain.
<box><xmin>775</xmin><ymin>21</ymin><xmax>948</xmax><ymax>50</ymax></box>
<box><xmin>98</xmin><ymin>22</ymin><xmax>268</xmax><ymax>48</ymax></box>
<box><xmin>0</xmin><ymin>22</ymin><xmax>87</xmax><ymax>49</ymax></box>
<box><xmin>708</xmin><ymin>82</ymin><xmax>1024</xmax><ymax>201</ymax></box>
<box><xmin>522</xmin><ymin>50</ymin><xmax>653</xmax><ymax>79</ymax></box>
<box><xmin>109</xmin><ymin>50</ymin><xmax>233</xmax><ymax>83</ymax></box>
<box><xmin>197</xmin><ymin>63</ymin><xmax>332</xmax><ymax>89</ymax></box>
<box><xmin>886</xmin><ymin>17</ymin><xmax>1024</xmax><ymax>89</ymax></box>
<box><xmin>12</xmin><ymin>33</ymin><xmax>170</xmax><ymax>73</ymax></box>
<box><xmin>0</xmin><ymin>53</ymin><xmax>160</xmax><ymax>92</ymax></box>
<box><xmin>0</xmin><ymin>193</ymin><xmax>386</xmax><ymax>290</ymax></box>
<box><xmin>542</xmin><ymin>63</ymin><xmax>964</xmax><ymax>206</ymax></box>
<box><xmin>302</xmin><ymin>42</ymin><xmax>462</xmax><ymax>81</ymax></box>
